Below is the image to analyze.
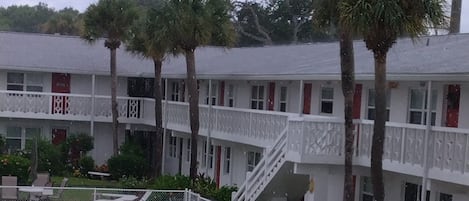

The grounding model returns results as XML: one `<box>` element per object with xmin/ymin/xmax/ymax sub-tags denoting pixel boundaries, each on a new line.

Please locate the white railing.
<box><xmin>0</xmin><ymin>186</ymin><xmax>211</xmax><ymax>201</ymax></box>
<box><xmin>232</xmin><ymin>126</ymin><xmax>288</xmax><ymax>201</ymax></box>
<box><xmin>287</xmin><ymin>118</ymin><xmax>469</xmax><ymax>185</ymax></box>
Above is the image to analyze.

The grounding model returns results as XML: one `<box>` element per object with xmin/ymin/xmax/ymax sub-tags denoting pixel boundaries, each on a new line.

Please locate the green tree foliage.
<box><xmin>40</xmin><ymin>7</ymin><xmax>83</xmax><ymax>35</ymax></box>
<box><xmin>234</xmin><ymin>0</ymin><xmax>334</xmax><ymax>46</ymax></box>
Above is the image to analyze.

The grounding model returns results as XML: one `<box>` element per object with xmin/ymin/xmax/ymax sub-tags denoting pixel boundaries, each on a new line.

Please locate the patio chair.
<box><xmin>46</xmin><ymin>177</ymin><xmax>68</xmax><ymax>201</ymax></box>
<box><xmin>32</xmin><ymin>172</ymin><xmax>51</xmax><ymax>186</ymax></box>
<box><xmin>1</xmin><ymin>176</ymin><xmax>18</xmax><ymax>200</ymax></box>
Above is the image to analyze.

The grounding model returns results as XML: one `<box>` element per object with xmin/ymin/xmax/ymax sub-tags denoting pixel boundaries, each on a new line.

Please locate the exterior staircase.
<box><xmin>232</xmin><ymin>127</ymin><xmax>288</xmax><ymax>201</ymax></box>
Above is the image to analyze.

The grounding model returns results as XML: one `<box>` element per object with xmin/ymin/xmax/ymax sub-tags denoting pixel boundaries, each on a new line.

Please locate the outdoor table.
<box><xmin>18</xmin><ymin>186</ymin><xmax>45</xmax><ymax>201</ymax></box>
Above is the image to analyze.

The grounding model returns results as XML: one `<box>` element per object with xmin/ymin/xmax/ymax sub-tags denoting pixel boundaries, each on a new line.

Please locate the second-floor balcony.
<box><xmin>1</xmin><ymin>90</ymin><xmax>469</xmax><ymax>186</ymax></box>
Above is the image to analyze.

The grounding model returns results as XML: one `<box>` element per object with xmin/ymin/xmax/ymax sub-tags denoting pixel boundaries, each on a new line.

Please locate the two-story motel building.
<box><xmin>1</xmin><ymin>32</ymin><xmax>469</xmax><ymax>201</ymax></box>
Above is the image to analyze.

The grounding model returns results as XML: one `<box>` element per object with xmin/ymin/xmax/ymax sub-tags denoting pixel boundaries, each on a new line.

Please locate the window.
<box><xmin>409</xmin><ymin>89</ymin><xmax>437</xmax><ymax>125</ymax></box>
<box><xmin>205</xmin><ymin>83</ymin><xmax>218</xmax><ymax>105</ymax></box>
<box><xmin>202</xmin><ymin>141</ymin><xmax>214</xmax><ymax>168</ymax></box>
<box><xmin>320</xmin><ymin>87</ymin><xmax>334</xmax><ymax>114</ymax></box>
<box><xmin>5</xmin><ymin>127</ymin><xmax>41</xmax><ymax>152</ymax></box>
<box><xmin>367</xmin><ymin>89</ymin><xmax>390</xmax><ymax>121</ymax></box>
<box><xmin>186</xmin><ymin>139</ymin><xmax>191</xmax><ymax>162</ymax></box>
<box><xmin>227</xmin><ymin>84</ymin><xmax>235</xmax><ymax>107</ymax></box>
<box><xmin>169</xmin><ymin>136</ymin><xmax>177</xmax><ymax>158</ymax></box>
<box><xmin>127</xmin><ymin>77</ymin><xmax>154</xmax><ymax>98</ymax></box>
<box><xmin>360</xmin><ymin>176</ymin><xmax>373</xmax><ymax>201</ymax></box>
<box><xmin>439</xmin><ymin>193</ymin><xmax>453</xmax><ymax>201</ymax></box>
<box><xmin>7</xmin><ymin>72</ymin><xmax>43</xmax><ymax>92</ymax></box>
<box><xmin>247</xmin><ymin>151</ymin><xmax>261</xmax><ymax>171</ymax></box>
<box><xmin>278</xmin><ymin>86</ymin><xmax>288</xmax><ymax>112</ymax></box>
<box><xmin>251</xmin><ymin>85</ymin><xmax>265</xmax><ymax>110</ymax></box>
<box><xmin>171</xmin><ymin>82</ymin><xmax>180</xmax><ymax>101</ymax></box>
<box><xmin>224</xmin><ymin>147</ymin><xmax>231</xmax><ymax>174</ymax></box>
<box><xmin>404</xmin><ymin>182</ymin><xmax>430</xmax><ymax>201</ymax></box>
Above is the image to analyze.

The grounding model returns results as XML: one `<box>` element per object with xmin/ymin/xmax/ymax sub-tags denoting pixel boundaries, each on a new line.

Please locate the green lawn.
<box><xmin>49</xmin><ymin>176</ymin><xmax>123</xmax><ymax>201</ymax></box>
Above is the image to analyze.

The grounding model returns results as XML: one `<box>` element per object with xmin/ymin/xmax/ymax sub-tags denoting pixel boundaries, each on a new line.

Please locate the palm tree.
<box><xmin>159</xmin><ymin>0</ymin><xmax>236</xmax><ymax>179</ymax></box>
<box><xmin>450</xmin><ymin>0</ymin><xmax>462</xmax><ymax>33</ymax></box>
<box><xmin>126</xmin><ymin>1</ymin><xmax>170</xmax><ymax>178</ymax></box>
<box><xmin>340</xmin><ymin>1</ymin><xmax>446</xmax><ymax>201</ymax></box>
<box><xmin>313</xmin><ymin>0</ymin><xmax>355</xmax><ymax>200</ymax></box>
<box><xmin>82</xmin><ymin>0</ymin><xmax>139</xmax><ymax>156</ymax></box>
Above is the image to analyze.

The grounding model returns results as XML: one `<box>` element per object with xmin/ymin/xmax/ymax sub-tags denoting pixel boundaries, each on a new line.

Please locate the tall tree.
<box><xmin>82</xmin><ymin>0</ymin><xmax>139</xmax><ymax>156</ymax></box>
<box><xmin>313</xmin><ymin>0</ymin><xmax>355</xmax><ymax>200</ymax></box>
<box><xmin>340</xmin><ymin>1</ymin><xmax>446</xmax><ymax>201</ymax></box>
<box><xmin>0</xmin><ymin>3</ymin><xmax>54</xmax><ymax>33</ymax></box>
<box><xmin>450</xmin><ymin>0</ymin><xmax>461</xmax><ymax>33</ymax></box>
<box><xmin>126</xmin><ymin>0</ymin><xmax>170</xmax><ymax>178</ymax></box>
<box><xmin>159</xmin><ymin>0</ymin><xmax>236</xmax><ymax>180</ymax></box>
<box><xmin>40</xmin><ymin>7</ymin><xmax>83</xmax><ymax>35</ymax></box>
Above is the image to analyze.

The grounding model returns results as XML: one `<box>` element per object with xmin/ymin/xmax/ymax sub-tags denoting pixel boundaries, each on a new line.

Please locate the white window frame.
<box><xmin>366</xmin><ymin>89</ymin><xmax>391</xmax><ymax>121</ymax></box>
<box><xmin>227</xmin><ymin>84</ymin><xmax>236</xmax><ymax>107</ymax></box>
<box><xmin>171</xmin><ymin>82</ymin><xmax>180</xmax><ymax>101</ymax></box>
<box><xmin>5</xmin><ymin>126</ymin><xmax>41</xmax><ymax>152</ymax></box>
<box><xmin>169</xmin><ymin>136</ymin><xmax>177</xmax><ymax>158</ymax></box>
<box><xmin>223</xmin><ymin>147</ymin><xmax>231</xmax><ymax>174</ymax></box>
<box><xmin>408</xmin><ymin>88</ymin><xmax>437</xmax><ymax>125</ymax></box>
<box><xmin>186</xmin><ymin>139</ymin><xmax>191</xmax><ymax>162</ymax></box>
<box><xmin>320</xmin><ymin>86</ymin><xmax>334</xmax><ymax>114</ymax></box>
<box><xmin>278</xmin><ymin>86</ymin><xmax>288</xmax><ymax>112</ymax></box>
<box><xmin>7</xmin><ymin>72</ymin><xmax>44</xmax><ymax>92</ymax></box>
<box><xmin>205</xmin><ymin>82</ymin><xmax>218</xmax><ymax>105</ymax></box>
<box><xmin>360</xmin><ymin>176</ymin><xmax>373</xmax><ymax>201</ymax></box>
<box><xmin>247</xmin><ymin>151</ymin><xmax>261</xmax><ymax>172</ymax></box>
<box><xmin>251</xmin><ymin>85</ymin><xmax>265</xmax><ymax>110</ymax></box>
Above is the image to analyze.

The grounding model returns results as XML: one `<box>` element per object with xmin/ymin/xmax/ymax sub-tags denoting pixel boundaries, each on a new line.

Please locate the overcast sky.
<box><xmin>0</xmin><ymin>0</ymin><xmax>468</xmax><ymax>33</ymax></box>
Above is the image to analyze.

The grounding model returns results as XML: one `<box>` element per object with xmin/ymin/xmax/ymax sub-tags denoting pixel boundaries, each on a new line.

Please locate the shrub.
<box><xmin>120</xmin><ymin>142</ymin><xmax>143</xmax><ymax>156</ymax></box>
<box><xmin>193</xmin><ymin>173</ymin><xmax>217</xmax><ymax>198</ymax></box>
<box><xmin>79</xmin><ymin>156</ymin><xmax>95</xmax><ymax>175</ymax></box>
<box><xmin>26</xmin><ymin>139</ymin><xmax>64</xmax><ymax>175</ymax></box>
<box><xmin>107</xmin><ymin>154</ymin><xmax>146</xmax><ymax>179</ymax></box>
<box><xmin>119</xmin><ymin>175</ymin><xmax>149</xmax><ymax>189</ymax></box>
<box><xmin>213</xmin><ymin>186</ymin><xmax>238</xmax><ymax>201</ymax></box>
<box><xmin>151</xmin><ymin>174</ymin><xmax>192</xmax><ymax>190</ymax></box>
<box><xmin>0</xmin><ymin>154</ymin><xmax>31</xmax><ymax>184</ymax></box>
<box><xmin>0</xmin><ymin>135</ymin><xmax>5</xmax><ymax>154</ymax></box>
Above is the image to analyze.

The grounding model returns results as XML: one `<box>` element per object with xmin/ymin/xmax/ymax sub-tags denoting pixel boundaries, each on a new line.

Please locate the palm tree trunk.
<box><xmin>185</xmin><ymin>49</ymin><xmax>200</xmax><ymax>180</ymax></box>
<box><xmin>153</xmin><ymin>58</ymin><xmax>164</xmax><ymax>178</ymax></box>
<box><xmin>339</xmin><ymin>27</ymin><xmax>355</xmax><ymax>201</ymax></box>
<box><xmin>450</xmin><ymin>0</ymin><xmax>462</xmax><ymax>33</ymax></box>
<box><xmin>371</xmin><ymin>51</ymin><xmax>387</xmax><ymax>201</ymax></box>
<box><xmin>110</xmin><ymin>48</ymin><xmax>119</xmax><ymax>156</ymax></box>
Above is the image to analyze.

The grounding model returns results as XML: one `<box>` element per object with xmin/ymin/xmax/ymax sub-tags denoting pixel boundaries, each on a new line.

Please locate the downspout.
<box><xmin>90</xmin><ymin>74</ymin><xmax>96</xmax><ymax>137</ymax></box>
<box><xmin>421</xmin><ymin>80</ymin><xmax>432</xmax><ymax>201</ymax></box>
<box><xmin>298</xmin><ymin>80</ymin><xmax>304</xmax><ymax>116</ymax></box>
<box><xmin>206</xmin><ymin>80</ymin><xmax>213</xmax><ymax>175</ymax></box>
<box><xmin>162</xmin><ymin>78</ymin><xmax>169</xmax><ymax>175</ymax></box>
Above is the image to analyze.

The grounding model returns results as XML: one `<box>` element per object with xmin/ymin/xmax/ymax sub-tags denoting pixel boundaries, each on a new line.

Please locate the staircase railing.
<box><xmin>232</xmin><ymin>125</ymin><xmax>289</xmax><ymax>201</ymax></box>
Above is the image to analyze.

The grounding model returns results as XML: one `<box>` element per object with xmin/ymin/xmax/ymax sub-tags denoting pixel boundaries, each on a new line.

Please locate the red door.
<box><xmin>446</xmin><ymin>85</ymin><xmax>460</xmax><ymax>128</ymax></box>
<box><xmin>52</xmin><ymin>128</ymin><xmax>67</xmax><ymax>145</ymax></box>
<box><xmin>51</xmin><ymin>73</ymin><xmax>71</xmax><ymax>114</ymax></box>
<box><xmin>303</xmin><ymin>83</ymin><xmax>312</xmax><ymax>114</ymax></box>
<box><xmin>215</xmin><ymin>146</ymin><xmax>222</xmax><ymax>188</ymax></box>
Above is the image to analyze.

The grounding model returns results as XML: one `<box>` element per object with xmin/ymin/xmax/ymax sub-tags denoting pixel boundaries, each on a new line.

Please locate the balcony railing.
<box><xmin>286</xmin><ymin>117</ymin><xmax>469</xmax><ymax>186</ymax></box>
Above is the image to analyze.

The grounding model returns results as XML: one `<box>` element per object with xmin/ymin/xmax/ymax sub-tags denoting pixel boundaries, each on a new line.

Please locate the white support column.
<box><xmin>206</xmin><ymin>79</ymin><xmax>213</xmax><ymax>175</ymax></box>
<box><xmin>298</xmin><ymin>80</ymin><xmax>304</xmax><ymax>116</ymax></box>
<box><xmin>421</xmin><ymin>80</ymin><xmax>432</xmax><ymax>201</ymax></box>
<box><xmin>162</xmin><ymin>78</ymin><xmax>169</xmax><ymax>175</ymax></box>
<box><xmin>90</xmin><ymin>74</ymin><xmax>96</xmax><ymax>137</ymax></box>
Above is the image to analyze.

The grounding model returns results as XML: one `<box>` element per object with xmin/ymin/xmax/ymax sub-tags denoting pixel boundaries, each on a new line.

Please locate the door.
<box><xmin>51</xmin><ymin>73</ymin><xmax>71</xmax><ymax>114</ymax></box>
<box><xmin>446</xmin><ymin>85</ymin><xmax>460</xmax><ymax>128</ymax></box>
<box><xmin>51</xmin><ymin>128</ymin><xmax>67</xmax><ymax>145</ymax></box>
<box><xmin>303</xmin><ymin>83</ymin><xmax>312</xmax><ymax>114</ymax></box>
